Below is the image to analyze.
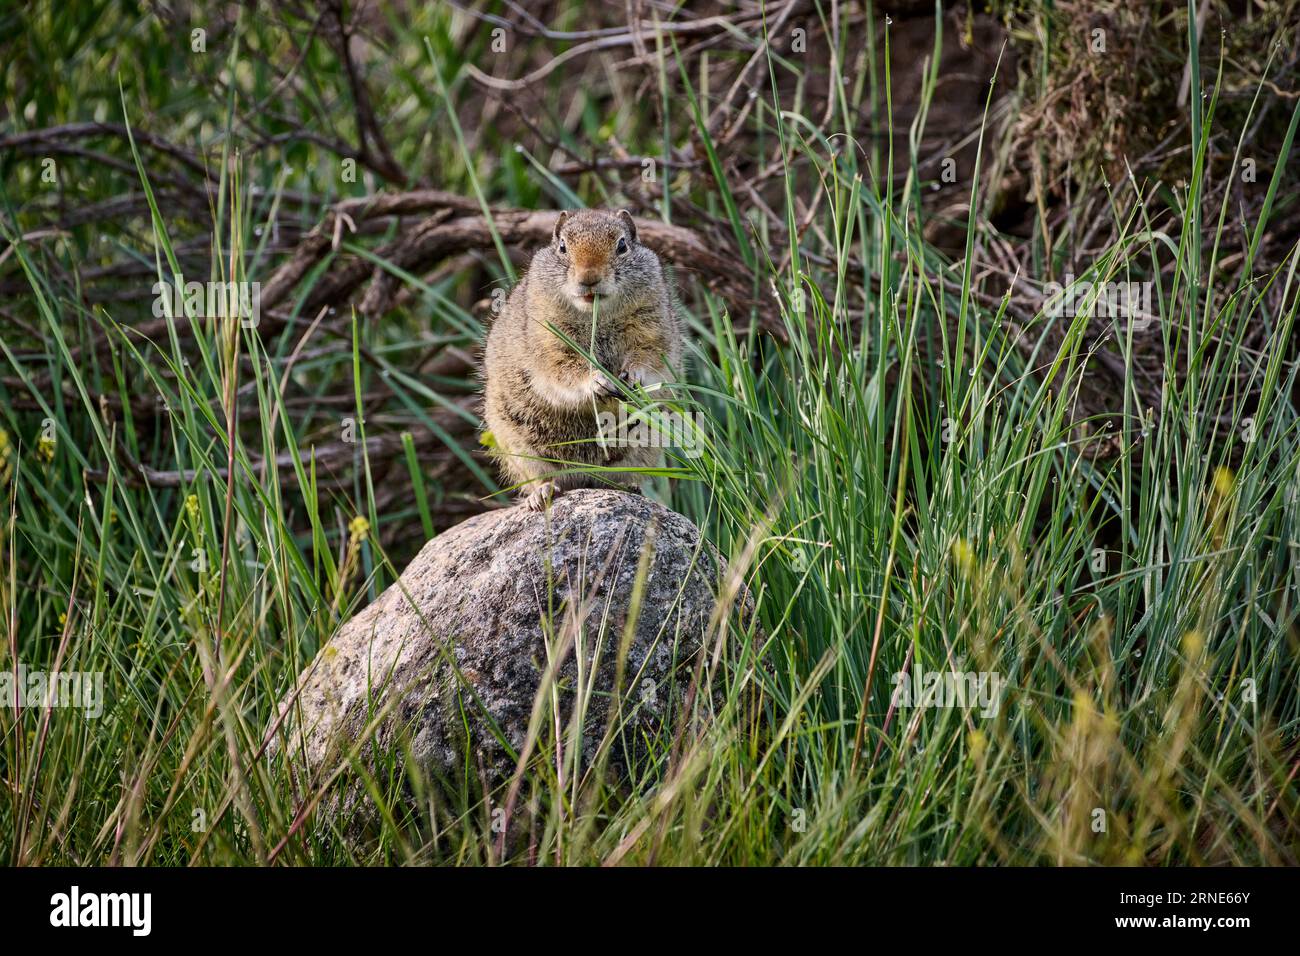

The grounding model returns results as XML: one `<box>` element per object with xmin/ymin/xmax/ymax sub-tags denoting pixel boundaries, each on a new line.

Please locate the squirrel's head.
<box><xmin>545</xmin><ymin>209</ymin><xmax>654</xmax><ymax>314</ymax></box>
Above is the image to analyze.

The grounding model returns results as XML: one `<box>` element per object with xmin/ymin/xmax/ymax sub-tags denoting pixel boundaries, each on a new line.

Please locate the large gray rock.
<box><xmin>272</xmin><ymin>489</ymin><xmax>742</xmax><ymax>813</ymax></box>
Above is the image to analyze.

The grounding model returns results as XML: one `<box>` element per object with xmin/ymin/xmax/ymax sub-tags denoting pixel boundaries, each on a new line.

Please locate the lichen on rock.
<box><xmin>271</xmin><ymin>489</ymin><xmax>748</xmax><ymax>821</ymax></box>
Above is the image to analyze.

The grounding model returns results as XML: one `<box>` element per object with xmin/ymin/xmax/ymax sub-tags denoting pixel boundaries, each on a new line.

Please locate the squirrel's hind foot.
<box><xmin>520</xmin><ymin>480</ymin><xmax>559</xmax><ymax>512</ymax></box>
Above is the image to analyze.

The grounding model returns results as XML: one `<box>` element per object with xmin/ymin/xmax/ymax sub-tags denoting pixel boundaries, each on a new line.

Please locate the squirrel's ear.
<box><xmin>618</xmin><ymin>209</ymin><xmax>637</xmax><ymax>243</ymax></box>
<box><xmin>553</xmin><ymin>211</ymin><xmax>568</xmax><ymax>242</ymax></box>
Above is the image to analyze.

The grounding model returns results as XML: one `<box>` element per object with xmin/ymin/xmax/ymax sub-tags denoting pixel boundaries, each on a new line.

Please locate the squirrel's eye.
<box><xmin>558</xmin><ymin>241</ymin><xmax>566</xmax><ymax>255</ymax></box>
<box><xmin>616</xmin><ymin>238</ymin><xmax>628</xmax><ymax>255</ymax></box>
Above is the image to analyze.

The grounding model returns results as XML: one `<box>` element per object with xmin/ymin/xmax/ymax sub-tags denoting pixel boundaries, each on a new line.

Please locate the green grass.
<box><xmin>1</xmin><ymin>1</ymin><xmax>1297</xmax><ymax>865</ymax></box>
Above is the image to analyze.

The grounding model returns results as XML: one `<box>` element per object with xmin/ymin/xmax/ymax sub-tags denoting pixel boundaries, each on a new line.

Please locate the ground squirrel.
<box><xmin>483</xmin><ymin>209</ymin><xmax>683</xmax><ymax>510</ymax></box>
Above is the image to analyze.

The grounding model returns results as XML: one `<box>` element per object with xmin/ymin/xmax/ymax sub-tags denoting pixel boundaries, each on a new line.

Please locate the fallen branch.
<box><xmin>261</xmin><ymin>194</ymin><xmax>781</xmax><ymax>335</ymax></box>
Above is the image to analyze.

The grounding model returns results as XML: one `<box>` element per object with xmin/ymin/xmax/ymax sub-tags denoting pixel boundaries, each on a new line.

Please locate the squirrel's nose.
<box><xmin>577</xmin><ymin>271</ymin><xmax>601</xmax><ymax>288</ymax></box>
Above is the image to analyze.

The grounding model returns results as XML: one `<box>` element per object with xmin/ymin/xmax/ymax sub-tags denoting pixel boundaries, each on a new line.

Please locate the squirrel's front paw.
<box><xmin>620</xmin><ymin>364</ymin><xmax>661</xmax><ymax>390</ymax></box>
<box><xmin>591</xmin><ymin>372</ymin><xmax>620</xmax><ymax>399</ymax></box>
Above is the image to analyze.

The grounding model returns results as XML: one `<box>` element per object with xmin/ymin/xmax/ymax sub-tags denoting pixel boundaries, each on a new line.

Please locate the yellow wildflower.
<box><xmin>1212</xmin><ymin>465</ymin><xmax>1234</xmax><ymax>499</ymax></box>
<box><xmin>951</xmin><ymin>538</ymin><xmax>976</xmax><ymax>577</ymax></box>
<box><xmin>349</xmin><ymin>515</ymin><xmax>370</xmax><ymax>544</ymax></box>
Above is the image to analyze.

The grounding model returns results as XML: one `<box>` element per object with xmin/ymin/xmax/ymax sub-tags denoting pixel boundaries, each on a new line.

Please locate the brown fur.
<box><xmin>482</xmin><ymin>209</ymin><xmax>684</xmax><ymax>509</ymax></box>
